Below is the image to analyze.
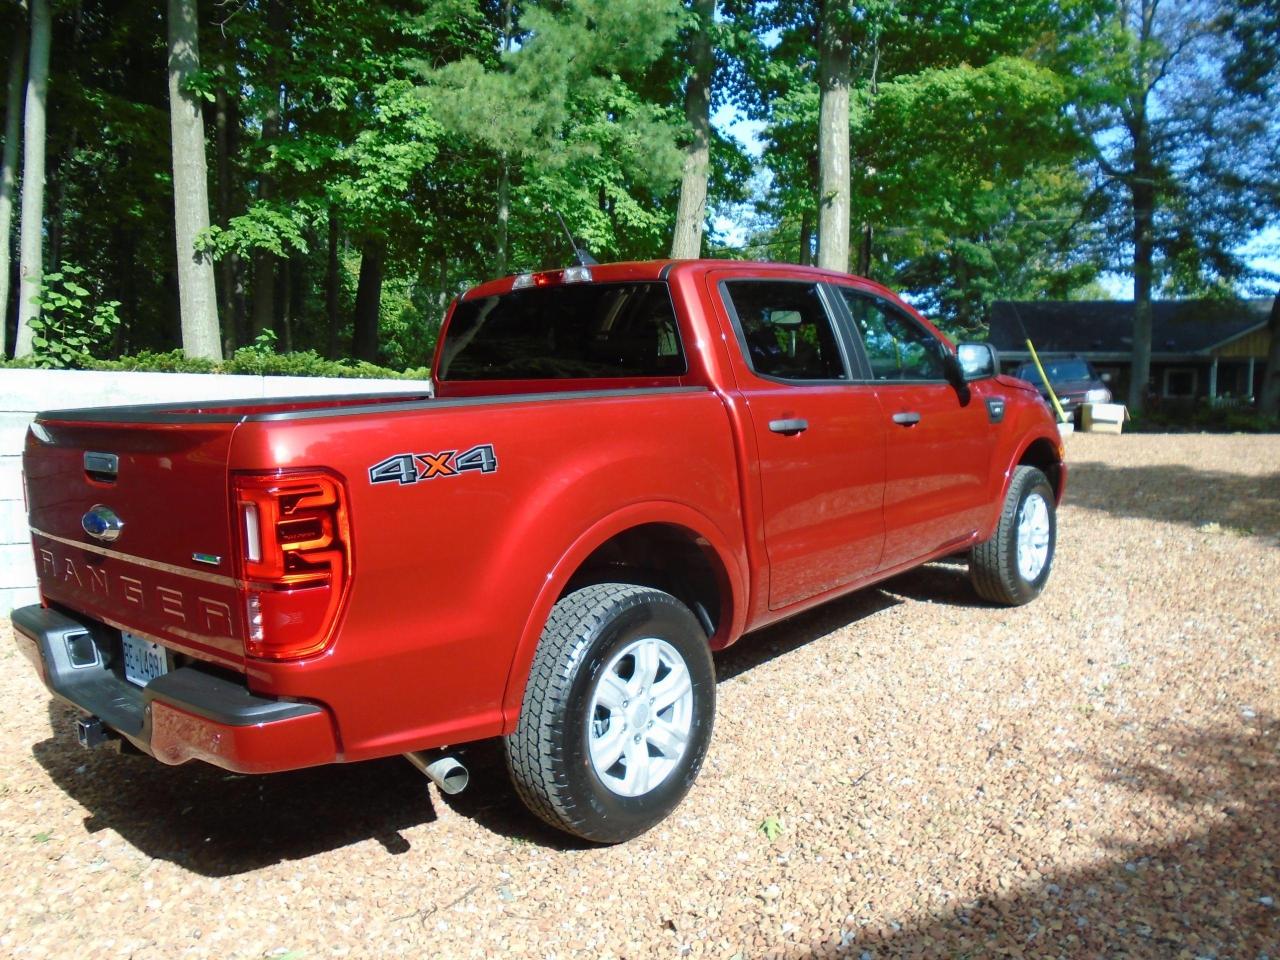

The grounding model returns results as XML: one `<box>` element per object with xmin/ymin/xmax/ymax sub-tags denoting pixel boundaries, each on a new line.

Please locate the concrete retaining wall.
<box><xmin>1</xmin><ymin>369</ymin><xmax>430</xmax><ymax>613</ymax></box>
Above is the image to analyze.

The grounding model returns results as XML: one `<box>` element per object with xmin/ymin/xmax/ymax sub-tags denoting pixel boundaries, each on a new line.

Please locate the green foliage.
<box><xmin>200</xmin><ymin>204</ymin><xmax>312</xmax><ymax>260</ymax></box>
<box><xmin>1069</xmin><ymin>0</ymin><xmax>1280</xmax><ymax>297</ymax></box>
<box><xmin>76</xmin><ymin>348</ymin><xmax>429</xmax><ymax>380</ymax></box>
<box><xmin>1224</xmin><ymin>0</ymin><xmax>1280</xmax><ymax>96</ymax></box>
<box><xmin>738</xmin><ymin>0</ymin><xmax>1105</xmax><ymax>329</ymax></box>
<box><xmin>246</xmin><ymin>329</ymin><xmax>280</xmax><ymax>357</ymax></box>
<box><xmin>84</xmin><ymin>350</ymin><xmax>219</xmax><ymax>374</ymax></box>
<box><xmin>26</xmin><ymin>264</ymin><xmax>123</xmax><ymax>369</ymax></box>
<box><xmin>7</xmin><ymin>0</ymin><xmax>1275</xmax><ymax>371</ymax></box>
<box><xmin>420</xmin><ymin>0</ymin><xmax>687</xmax><ymax>267</ymax></box>
<box><xmin>758</xmin><ymin>816</ymin><xmax>783</xmax><ymax>842</ymax></box>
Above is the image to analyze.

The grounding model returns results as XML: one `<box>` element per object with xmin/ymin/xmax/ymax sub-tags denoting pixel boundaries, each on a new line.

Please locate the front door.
<box><xmin>834</xmin><ymin>286</ymin><xmax>998</xmax><ymax>571</ymax></box>
<box><xmin>714</xmin><ymin>276</ymin><xmax>887</xmax><ymax>609</ymax></box>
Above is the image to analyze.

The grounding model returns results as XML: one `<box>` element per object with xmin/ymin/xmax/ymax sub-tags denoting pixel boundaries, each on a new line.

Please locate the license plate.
<box><xmin>122</xmin><ymin>631</ymin><xmax>169</xmax><ymax>687</ymax></box>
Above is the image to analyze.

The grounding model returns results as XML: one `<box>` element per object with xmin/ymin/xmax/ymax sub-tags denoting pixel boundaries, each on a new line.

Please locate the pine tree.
<box><xmin>1074</xmin><ymin>0</ymin><xmax>1279</xmax><ymax>412</ymax></box>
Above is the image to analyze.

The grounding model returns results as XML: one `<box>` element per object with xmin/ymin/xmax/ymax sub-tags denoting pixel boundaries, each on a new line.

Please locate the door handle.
<box><xmin>768</xmin><ymin>418</ymin><xmax>809</xmax><ymax>435</ymax></box>
<box><xmin>892</xmin><ymin>411</ymin><xmax>922</xmax><ymax>426</ymax></box>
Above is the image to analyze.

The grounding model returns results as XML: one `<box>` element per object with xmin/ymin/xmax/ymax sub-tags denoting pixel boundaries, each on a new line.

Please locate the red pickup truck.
<box><xmin>14</xmin><ymin>259</ymin><xmax>1064</xmax><ymax>842</ymax></box>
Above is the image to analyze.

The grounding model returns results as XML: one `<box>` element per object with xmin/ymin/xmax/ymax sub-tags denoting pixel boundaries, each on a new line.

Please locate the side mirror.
<box><xmin>956</xmin><ymin>342</ymin><xmax>999</xmax><ymax>381</ymax></box>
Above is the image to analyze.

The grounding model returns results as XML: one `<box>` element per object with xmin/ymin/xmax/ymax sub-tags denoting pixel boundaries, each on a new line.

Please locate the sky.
<box><xmin>710</xmin><ymin>105</ymin><xmax>763</xmax><ymax>247</ymax></box>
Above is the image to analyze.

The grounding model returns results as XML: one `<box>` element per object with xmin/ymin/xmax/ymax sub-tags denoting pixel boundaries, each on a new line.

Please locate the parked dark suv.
<box><xmin>1011</xmin><ymin>355</ymin><xmax>1112</xmax><ymax>421</ymax></box>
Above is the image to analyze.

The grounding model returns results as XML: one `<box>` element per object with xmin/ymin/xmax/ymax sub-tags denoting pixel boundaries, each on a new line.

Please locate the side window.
<box><xmin>840</xmin><ymin>289</ymin><xmax>947</xmax><ymax>381</ymax></box>
<box><xmin>722</xmin><ymin>281</ymin><xmax>847</xmax><ymax>381</ymax></box>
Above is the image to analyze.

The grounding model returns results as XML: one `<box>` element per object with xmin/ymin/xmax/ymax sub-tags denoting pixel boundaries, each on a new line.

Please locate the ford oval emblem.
<box><xmin>81</xmin><ymin>504</ymin><xmax>124</xmax><ymax>543</ymax></box>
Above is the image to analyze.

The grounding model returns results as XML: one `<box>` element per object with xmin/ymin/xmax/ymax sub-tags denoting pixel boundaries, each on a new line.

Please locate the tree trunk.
<box><xmin>291</xmin><ymin>250</ymin><xmax>305</xmax><ymax>347</ymax></box>
<box><xmin>277</xmin><ymin>255</ymin><xmax>293</xmax><ymax>352</ymax></box>
<box><xmin>13</xmin><ymin>0</ymin><xmax>49</xmax><ymax>358</ymax></box>
<box><xmin>798</xmin><ymin>210</ymin><xmax>813</xmax><ymax>265</ymax></box>
<box><xmin>352</xmin><ymin>238</ymin><xmax>382</xmax><ymax>362</ymax></box>
<box><xmin>853</xmin><ymin>27</ymin><xmax>882</xmax><ymax>282</ymax></box>
<box><xmin>167</xmin><ymin>0</ymin><xmax>222</xmax><ymax>360</ymax></box>
<box><xmin>214</xmin><ymin>50</ymin><xmax>239</xmax><ymax>352</ymax></box>
<box><xmin>250</xmin><ymin>1</ymin><xmax>285</xmax><ymax>339</ymax></box>
<box><xmin>494</xmin><ymin>0</ymin><xmax>513</xmax><ymax>276</ymax></box>
<box><xmin>816</xmin><ymin>0</ymin><xmax>851</xmax><ymax>273</ymax></box>
<box><xmin>1127</xmin><ymin>144</ymin><xmax>1155</xmax><ymax>413</ymax></box>
<box><xmin>856</xmin><ymin>223</ymin><xmax>873</xmax><ymax>277</ymax></box>
<box><xmin>46</xmin><ymin>127</ymin><xmax>71</xmax><ymax>271</ymax></box>
<box><xmin>1259</xmin><ymin>294</ymin><xmax>1280</xmax><ymax>416</ymax></box>
<box><xmin>1</xmin><ymin>23</ymin><xmax>25</xmax><ymax>356</ymax></box>
<box><xmin>496</xmin><ymin>158</ymin><xmax>510</xmax><ymax>276</ymax></box>
<box><xmin>251</xmin><ymin>250</ymin><xmax>275</xmax><ymax>337</ymax></box>
<box><xmin>437</xmin><ymin>251</ymin><xmax>449</xmax><ymax>313</ymax></box>
<box><xmin>326</xmin><ymin>207</ymin><xmax>340</xmax><ymax>358</ymax></box>
<box><xmin>1122</xmin><ymin>0</ymin><xmax>1161</xmax><ymax>414</ymax></box>
<box><xmin>669</xmin><ymin>0</ymin><xmax>714</xmax><ymax>260</ymax></box>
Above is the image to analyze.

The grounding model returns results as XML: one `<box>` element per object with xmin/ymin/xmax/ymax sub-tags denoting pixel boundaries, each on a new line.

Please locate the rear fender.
<box><xmin>499</xmin><ymin>501</ymin><xmax>747</xmax><ymax>733</ymax></box>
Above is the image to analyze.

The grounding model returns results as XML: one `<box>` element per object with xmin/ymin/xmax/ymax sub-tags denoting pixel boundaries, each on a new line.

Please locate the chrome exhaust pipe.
<box><xmin>404</xmin><ymin>751</ymin><xmax>470</xmax><ymax>795</ymax></box>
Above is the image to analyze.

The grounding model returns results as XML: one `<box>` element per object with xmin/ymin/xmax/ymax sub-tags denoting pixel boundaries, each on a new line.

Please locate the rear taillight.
<box><xmin>233</xmin><ymin>470</ymin><xmax>352</xmax><ymax>660</ymax></box>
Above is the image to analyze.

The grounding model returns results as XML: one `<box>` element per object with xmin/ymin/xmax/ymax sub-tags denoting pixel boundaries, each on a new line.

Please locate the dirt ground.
<box><xmin>1</xmin><ymin>433</ymin><xmax>1277</xmax><ymax>959</ymax></box>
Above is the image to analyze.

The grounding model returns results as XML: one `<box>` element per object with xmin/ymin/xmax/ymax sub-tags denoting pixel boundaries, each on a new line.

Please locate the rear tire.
<box><xmin>505</xmin><ymin>583</ymin><xmax>715</xmax><ymax>843</ymax></box>
<box><xmin>970</xmin><ymin>465</ymin><xmax>1056</xmax><ymax>606</ymax></box>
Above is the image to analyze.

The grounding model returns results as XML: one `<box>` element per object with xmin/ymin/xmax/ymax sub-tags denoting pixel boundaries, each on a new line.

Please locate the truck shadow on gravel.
<box><xmin>438</xmin><ymin>585</ymin><xmax>907</xmax><ymax>844</ymax></box>
<box><xmin>33</xmin><ymin>700</ymin><xmax>439</xmax><ymax>875</ymax></box>
<box><xmin>801</xmin><ymin>714</ymin><xmax>1279</xmax><ymax>958</ymax></box>
<box><xmin>1067</xmin><ymin>461</ymin><xmax>1280</xmax><ymax>539</ymax></box>
<box><xmin>714</xmin><ymin>587</ymin><xmax>903</xmax><ymax>682</ymax></box>
<box><xmin>29</xmin><ymin>562</ymin><xmax>982</xmax><ymax>869</ymax></box>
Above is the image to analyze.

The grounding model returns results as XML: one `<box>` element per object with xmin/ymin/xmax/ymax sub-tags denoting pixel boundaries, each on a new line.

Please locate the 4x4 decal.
<box><xmin>369</xmin><ymin>444</ymin><xmax>498</xmax><ymax>485</ymax></box>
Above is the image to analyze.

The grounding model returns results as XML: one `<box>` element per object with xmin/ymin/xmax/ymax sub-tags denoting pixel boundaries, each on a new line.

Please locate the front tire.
<box><xmin>970</xmin><ymin>465</ymin><xmax>1056</xmax><ymax>605</ymax></box>
<box><xmin>505</xmin><ymin>583</ymin><xmax>715</xmax><ymax>843</ymax></box>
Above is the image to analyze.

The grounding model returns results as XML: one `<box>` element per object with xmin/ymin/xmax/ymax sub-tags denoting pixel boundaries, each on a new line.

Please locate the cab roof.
<box><xmin>459</xmin><ymin>259</ymin><xmax>895</xmax><ymax>302</ymax></box>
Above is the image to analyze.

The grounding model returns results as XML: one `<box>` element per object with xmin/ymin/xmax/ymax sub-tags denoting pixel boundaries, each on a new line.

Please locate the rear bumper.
<box><xmin>11</xmin><ymin>605</ymin><xmax>339</xmax><ymax>774</ymax></box>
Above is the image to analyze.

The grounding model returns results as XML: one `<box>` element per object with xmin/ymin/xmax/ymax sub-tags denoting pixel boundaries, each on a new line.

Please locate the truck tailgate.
<box><xmin>25</xmin><ymin>418</ymin><xmax>245</xmax><ymax>669</ymax></box>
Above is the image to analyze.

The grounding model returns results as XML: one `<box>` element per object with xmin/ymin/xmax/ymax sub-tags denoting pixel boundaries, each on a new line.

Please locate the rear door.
<box><xmin>833</xmin><ymin>285</ymin><xmax>998</xmax><ymax>570</ymax></box>
<box><xmin>712</xmin><ymin>274</ymin><xmax>887</xmax><ymax>609</ymax></box>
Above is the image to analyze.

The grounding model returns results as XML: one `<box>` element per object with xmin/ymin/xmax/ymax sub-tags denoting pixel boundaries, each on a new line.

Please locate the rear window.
<box><xmin>439</xmin><ymin>282</ymin><xmax>686</xmax><ymax>381</ymax></box>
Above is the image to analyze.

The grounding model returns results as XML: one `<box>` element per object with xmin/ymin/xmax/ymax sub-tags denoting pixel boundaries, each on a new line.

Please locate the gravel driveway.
<box><xmin>1</xmin><ymin>433</ymin><xmax>1277</xmax><ymax>959</ymax></box>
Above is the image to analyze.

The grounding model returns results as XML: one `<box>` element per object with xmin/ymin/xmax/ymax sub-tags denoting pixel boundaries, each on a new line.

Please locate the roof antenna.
<box><xmin>553</xmin><ymin>208</ymin><xmax>598</xmax><ymax>267</ymax></box>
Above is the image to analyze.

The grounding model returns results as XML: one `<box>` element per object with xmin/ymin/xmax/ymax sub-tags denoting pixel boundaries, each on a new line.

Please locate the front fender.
<box><xmin>981</xmin><ymin>417</ymin><xmax>1067</xmax><ymax>540</ymax></box>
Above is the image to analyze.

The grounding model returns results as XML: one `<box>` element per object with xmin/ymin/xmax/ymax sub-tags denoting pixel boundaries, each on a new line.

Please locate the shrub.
<box><xmin>88</xmin><ymin>350</ymin><xmax>220</xmax><ymax>374</ymax></box>
<box><xmin>3</xmin><ymin>347</ymin><xmax>429</xmax><ymax>380</ymax></box>
<box><xmin>25</xmin><ymin>263</ymin><xmax>123</xmax><ymax>369</ymax></box>
<box><xmin>1129</xmin><ymin>398</ymin><xmax>1280</xmax><ymax>434</ymax></box>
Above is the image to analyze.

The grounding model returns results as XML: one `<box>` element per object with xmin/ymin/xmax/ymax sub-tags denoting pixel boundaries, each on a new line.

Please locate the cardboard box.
<box><xmin>1081</xmin><ymin>402</ymin><xmax>1128</xmax><ymax>434</ymax></box>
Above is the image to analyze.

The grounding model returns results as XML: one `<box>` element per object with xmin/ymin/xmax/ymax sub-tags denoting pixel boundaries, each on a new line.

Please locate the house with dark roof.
<box><xmin>988</xmin><ymin>298</ymin><xmax>1274</xmax><ymax>404</ymax></box>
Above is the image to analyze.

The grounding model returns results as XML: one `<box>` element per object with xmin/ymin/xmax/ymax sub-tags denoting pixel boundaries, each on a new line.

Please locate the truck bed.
<box><xmin>24</xmin><ymin>385</ymin><xmax>744</xmax><ymax>760</ymax></box>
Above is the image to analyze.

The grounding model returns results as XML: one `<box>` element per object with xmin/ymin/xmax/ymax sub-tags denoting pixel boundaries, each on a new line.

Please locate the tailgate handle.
<box><xmin>83</xmin><ymin>452</ymin><xmax>119</xmax><ymax>481</ymax></box>
<box><xmin>768</xmin><ymin>418</ymin><xmax>809</xmax><ymax>435</ymax></box>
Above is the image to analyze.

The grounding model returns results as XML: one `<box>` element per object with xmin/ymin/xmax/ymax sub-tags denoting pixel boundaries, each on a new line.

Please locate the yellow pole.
<box><xmin>1026</xmin><ymin>338</ymin><xmax>1069</xmax><ymax>423</ymax></box>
